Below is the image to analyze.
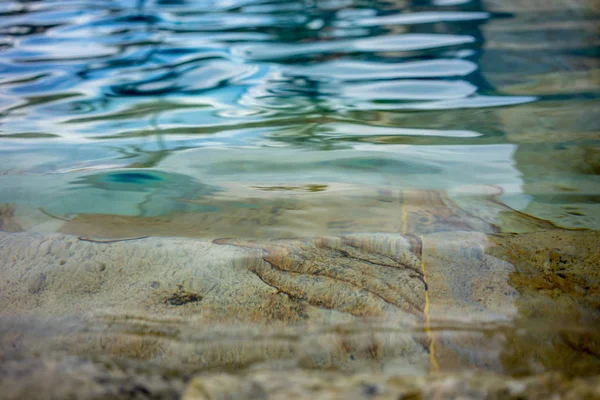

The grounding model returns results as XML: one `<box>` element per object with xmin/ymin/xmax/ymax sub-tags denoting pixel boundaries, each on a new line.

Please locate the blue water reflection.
<box><xmin>3</xmin><ymin>0</ymin><xmax>594</xmax><ymax>226</ymax></box>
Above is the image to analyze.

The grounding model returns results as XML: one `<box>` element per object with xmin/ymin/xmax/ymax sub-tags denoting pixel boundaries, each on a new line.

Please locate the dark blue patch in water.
<box><xmin>105</xmin><ymin>172</ymin><xmax>163</xmax><ymax>184</ymax></box>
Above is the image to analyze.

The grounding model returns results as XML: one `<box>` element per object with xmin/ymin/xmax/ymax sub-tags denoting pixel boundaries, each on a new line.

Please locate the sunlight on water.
<box><xmin>0</xmin><ymin>0</ymin><xmax>598</xmax><ymax>229</ymax></box>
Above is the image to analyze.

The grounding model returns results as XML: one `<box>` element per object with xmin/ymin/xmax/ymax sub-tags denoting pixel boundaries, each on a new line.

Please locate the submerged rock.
<box><xmin>182</xmin><ymin>370</ymin><xmax>600</xmax><ymax>400</ymax></box>
<box><xmin>0</xmin><ymin>185</ymin><xmax>598</xmax><ymax>398</ymax></box>
<box><xmin>0</xmin><ymin>225</ymin><xmax>599</xmax><ymax>398</ymax></box>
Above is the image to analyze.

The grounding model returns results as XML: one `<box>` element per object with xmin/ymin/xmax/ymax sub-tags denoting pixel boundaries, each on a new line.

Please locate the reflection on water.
<box><xmin>0</xmin><ymin>0</ymin><xmax>595</xmax><ymax>231</ymax></box>
<box><xmin>0</xmin><ymin>1</ymin><xmax>531</xmax><ymax>175</ymax></box>
<box><xmin>0</xmin><ymin>0</ymin><xmax>599</xmax><ymax>397</ymax></box>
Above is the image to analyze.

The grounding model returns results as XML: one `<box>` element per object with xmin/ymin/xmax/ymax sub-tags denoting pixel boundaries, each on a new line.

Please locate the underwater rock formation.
<box><xmin>0</xmin><ymin>224</ymin><xmax>599</xmax><ymax>398</ymax></box>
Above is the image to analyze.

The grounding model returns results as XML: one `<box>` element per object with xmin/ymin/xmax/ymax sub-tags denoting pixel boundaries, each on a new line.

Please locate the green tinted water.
<box><xmin>1</xmin><ymin>0</ymin><xmax>597</xmax><ymax>236</ymax></box>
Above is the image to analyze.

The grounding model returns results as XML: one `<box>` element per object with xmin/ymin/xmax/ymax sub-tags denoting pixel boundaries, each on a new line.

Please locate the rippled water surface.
<box><xmin>1</xmin><ymin>0</ymin><xmax>597</xmax><ymax>236</ymax></box>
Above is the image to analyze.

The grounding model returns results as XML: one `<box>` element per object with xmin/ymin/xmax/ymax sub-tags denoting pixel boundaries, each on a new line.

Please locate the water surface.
<box><xmin>1</xmin><ymin>0</ymin><xmax>597</xmax><ymax>235</ymax></box>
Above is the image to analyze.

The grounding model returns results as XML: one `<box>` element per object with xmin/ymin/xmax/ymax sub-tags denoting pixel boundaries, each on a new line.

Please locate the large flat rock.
<box><xmin>1</xmin><ymin>228</ymin><xmax>599</xmax><ymax>398</ymax></box>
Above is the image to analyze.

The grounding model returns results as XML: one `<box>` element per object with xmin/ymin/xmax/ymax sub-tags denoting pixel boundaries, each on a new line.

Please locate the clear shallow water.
<box><xmin>1</xmin><ymin>1</ymin><xmax>600</xmax><ymax>394</ymax></box>
<box><xmin>0</xmin><ymin>0</ymin><xmax>598</xmax><ymax>232</ymax></box>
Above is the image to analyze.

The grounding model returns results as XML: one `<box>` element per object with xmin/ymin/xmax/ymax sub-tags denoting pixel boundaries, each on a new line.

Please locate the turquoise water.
<box><xmin>0</xmin><ymin>0</ymin><xmax>598</xmax><ymax>234</ymax></box>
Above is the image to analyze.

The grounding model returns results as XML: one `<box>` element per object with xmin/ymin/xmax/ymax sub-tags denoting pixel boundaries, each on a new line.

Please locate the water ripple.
<box><xmin>0</xmin><ymin>0</ymin><xmax>538</xmax><ymax>175</ymax></box>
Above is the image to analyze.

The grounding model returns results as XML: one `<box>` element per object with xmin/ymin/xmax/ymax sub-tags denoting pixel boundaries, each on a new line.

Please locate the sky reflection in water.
<box><xmin>0</xmin><ymin>0</ymin><xmax>597</xmax><ymax>228</ymax></box>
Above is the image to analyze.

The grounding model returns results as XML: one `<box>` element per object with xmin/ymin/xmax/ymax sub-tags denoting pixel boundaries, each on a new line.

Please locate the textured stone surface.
<box><xmin>0</xmin><ymin>231</ymin><xmax>431</xmax><ymax>378</ymax></box>
<box><xmin>1</xmin><ymin>227</ymin><xmax>599</xmax><ymax>399</ymax></box>
<box><xmin>182</xmin><ymin>370</ymin><xmax>600</xmax><ymax>400</ymax></box>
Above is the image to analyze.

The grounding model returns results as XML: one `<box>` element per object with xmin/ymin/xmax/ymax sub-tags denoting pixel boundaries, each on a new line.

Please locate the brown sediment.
<box><xmin>488</xmin><ymin>230</ymin><xmax>600</xmax><ymax>317</ymax></box>
<box><xmin>166</xmin><ymin>284</ymin><xmax>204</xmax><ymax>306</ymax></box>
<box><xmin>487</xmin><ymin>230</ymin><xmax>600</xmax><ymax>377</ymax></box>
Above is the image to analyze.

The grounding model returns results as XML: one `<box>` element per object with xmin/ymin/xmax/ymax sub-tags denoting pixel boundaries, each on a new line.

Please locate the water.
<box><xmin>2</xmin><ymin>0</ymin><xmax>597</xmax><ymax>234</ymax></box>
<box><xmin>0</xmin><ymin>0</ymin><xmax>599</xmax><ymax>397</ymax></box>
